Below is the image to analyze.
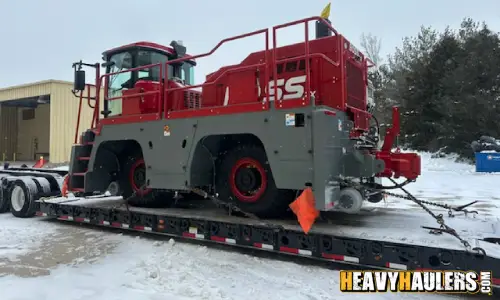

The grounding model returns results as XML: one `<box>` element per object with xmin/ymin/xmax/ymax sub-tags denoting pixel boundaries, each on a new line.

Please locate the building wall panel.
<box><xmin>0</xmin><ymin>105</ymin><xmax>18</xmax><ymax>160</ymax></box>
<box><xmin>49</xmin><ymin>82</ymin><xmax>102</xmax><ymax>163</ymax></box>
<box><xmin>0</xmin><ymin>81</ymin><xmax>52</xmax><ymax>102</ymax></box>
<box><xmin>17</xmin><ymin>104</ymin><xmax>50</xmax><ymax>161</ymax></box>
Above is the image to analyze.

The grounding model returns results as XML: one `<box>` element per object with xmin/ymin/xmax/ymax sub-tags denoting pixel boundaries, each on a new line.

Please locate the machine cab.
<box><xmin>102</xmin><ymin>41</ymin><xmax>196</xmax><ymax>117</ymax></box>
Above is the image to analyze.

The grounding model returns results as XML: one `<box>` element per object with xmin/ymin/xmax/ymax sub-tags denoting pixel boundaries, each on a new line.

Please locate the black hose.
<box><xmin>365</xmin><ymin>179</ymin><xmax>412</xmax><ymax>191</ymax></box>
<box><xmin>371</xmin><ymin>114</ymin><xmax>380</xmax><ymax>136</ymax></box>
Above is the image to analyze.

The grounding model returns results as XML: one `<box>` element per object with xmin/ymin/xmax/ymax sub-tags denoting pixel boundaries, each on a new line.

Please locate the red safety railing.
<box><xmin>343</xmin><ymin>47</ymin><xmax>372</xmax><ymax>130</ymax></box>
<box><xmin>74</xmin><ymin>63</ymin><xmax>100</xmax><ymax>144</ymax></box>
<box><xmin>161</xmin><ymin>28</ymin><xmax>270</xmax><ymax>119</ymax></box>
<box><xmin>75</xmin><ymin>85</ymin><xmax>93</xmax><ymax>143</ymax></box>
<box><xmin>272</xmin><ymin>16</ymin><xmax>342</xmax><ymax>109</ymax></box>
<box><xmin>99</xmin><ymin>63</ymin><xmax>164</xmax><ymax>124</ymax></box>
<box><xmin>88</xmin><ymin>15</ymin><xmax>369</xmax><ymax>129</ymax></box>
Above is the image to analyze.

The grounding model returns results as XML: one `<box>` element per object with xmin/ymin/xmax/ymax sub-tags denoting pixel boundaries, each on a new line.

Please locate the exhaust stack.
<box><xmin>316</xmin><ymin>3</ymin><xmax>332</xmax><ymax>39</ymax></box>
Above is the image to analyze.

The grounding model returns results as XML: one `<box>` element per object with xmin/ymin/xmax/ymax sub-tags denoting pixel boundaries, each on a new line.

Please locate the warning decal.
<box><xmin>163</xmin><ymin>125</ymin><xmax>171</xmax><ymax>136</ymax></box>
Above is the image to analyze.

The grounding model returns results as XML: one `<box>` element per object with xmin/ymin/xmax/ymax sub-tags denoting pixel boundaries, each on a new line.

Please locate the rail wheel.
<box><xmin>216</xmin><ymin>145</ymin><xmax>295</xmax><ymax>218</ymax></box>
<box><xmin>120</xmin><ymin>154</ymin><xmax>175</xmax><ymax>208</ymax></box>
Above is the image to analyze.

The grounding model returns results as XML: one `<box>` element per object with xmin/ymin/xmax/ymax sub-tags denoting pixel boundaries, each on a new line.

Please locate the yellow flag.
<box><xmin>320</xmin><ymin>3</ymin><xmax>331</xmax><ymax>19</ymax></box>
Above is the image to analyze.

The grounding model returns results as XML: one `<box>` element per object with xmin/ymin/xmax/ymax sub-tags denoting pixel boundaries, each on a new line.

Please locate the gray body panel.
<box><xmin>81</xmin><ymin>106</ymin><xmax>384</xmax><ymax>211</ymax></box>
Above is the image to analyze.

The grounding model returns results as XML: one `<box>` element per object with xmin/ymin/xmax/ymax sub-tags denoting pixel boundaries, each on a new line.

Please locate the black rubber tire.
<box><xmin>216</xmin><ymin>145</ymin><xmax>295</xmax><ymax>218</ymax></box>
<box><xmin>119</xmin><ymin>153</ymin><xmax>175</xmax><ymax>208</ymax></box>
<box><xmin>367</xmin><ymin>192</ymin><xmax>384</xmax><ymax>203</ymax></box>
<box><xmin>0</xmin><ymin>186</ymin><xmax>10</xmax><ymax>213</ymax></box>
<box><xmin>10</xmin><ymin>180</ymin><xmax>37</xmax><ymax>218</ymax></box>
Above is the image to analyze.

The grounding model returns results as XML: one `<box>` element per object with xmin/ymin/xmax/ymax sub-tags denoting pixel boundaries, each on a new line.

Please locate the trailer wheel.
<box><xmin>0</xmin><ymin>186</ymin><xmax>10</xmax><ymax>213</ymax></box>
<box><xmin>10</xmin><ymin>180</ymin><xmax>37</xmax><ymax>218</ymax></box>
<box><xmin>120</xmin><ymin>155</ymin><xmax>175</xmax><ymax>208</ymax></box>
<box><xmin>216</xmin><ymin>145</ymin><xmax>295</xmax><ymax>218</ymax></box>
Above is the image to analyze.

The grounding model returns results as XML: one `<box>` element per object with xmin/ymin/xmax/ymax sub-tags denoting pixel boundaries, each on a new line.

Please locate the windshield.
<box><xmin>108</xmin><ymin>52</ymin><xmax>133</xmax><ymax>94</ymax></box>
<box><xmin>105</xmin><ymin>49</ymin><xmax>196</xmax><ymax>117</ymax></box>
<box><xmin>107</xmin><ymin>51</ymin><xmax>133</xmax><ymax>116</ymax></box>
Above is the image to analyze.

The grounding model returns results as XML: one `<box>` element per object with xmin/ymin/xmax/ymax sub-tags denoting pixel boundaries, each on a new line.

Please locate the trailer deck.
<box><xmin>35</xmin><ymin>195</ymin><xmax>500</xmax><ymax>286</ymax></box>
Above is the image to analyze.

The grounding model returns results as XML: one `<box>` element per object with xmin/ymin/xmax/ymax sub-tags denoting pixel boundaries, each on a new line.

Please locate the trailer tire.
<box><xmin>0</xmin><ymin>187</ymin><xmax>10</xmax><ymax>213</ymax></box>
<box><xmin>216</xmin><ymin>145</ymin><xmax>295</xmax><ymax>218</ymax></box>
<box><xmin>10</xmin><ymin>180</ymin><xmax>37</xmax><ymax>218</ymax></box>
<box><xmin>120</xmin><ymin>155</ymin><xmax>175</xmax><ymax>208</ymax></box>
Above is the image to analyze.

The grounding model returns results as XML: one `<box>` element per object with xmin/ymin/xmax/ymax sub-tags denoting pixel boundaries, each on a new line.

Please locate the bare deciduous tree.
<box><xmin>360</xmin><ymin>33</ymin><xmax>382</xmax><ymax>66</ymax></box>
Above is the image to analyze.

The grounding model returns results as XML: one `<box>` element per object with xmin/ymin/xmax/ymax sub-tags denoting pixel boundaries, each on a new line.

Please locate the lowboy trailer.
<box><xmin>1</xmin><ymin>11</ymin><xmax>500</xmax><ymax>290</ymax></box>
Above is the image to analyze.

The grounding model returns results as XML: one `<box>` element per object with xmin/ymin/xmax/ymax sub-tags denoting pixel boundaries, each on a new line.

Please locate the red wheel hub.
<box><xmin>229</xmin><ymin>158</ymin><xmax>267</xmax><ymax>203</ymax></box>
<box><xmin>128</xmin><ymin>158</ymin><xmax>151</xmax><ymax>196</ymax></box>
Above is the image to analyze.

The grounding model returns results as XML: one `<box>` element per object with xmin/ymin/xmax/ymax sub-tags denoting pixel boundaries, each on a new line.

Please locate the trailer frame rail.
<box><xmin>34</xmin><ymin>198</ymin><xmax>500</xmax><ymax>287</ymax></box>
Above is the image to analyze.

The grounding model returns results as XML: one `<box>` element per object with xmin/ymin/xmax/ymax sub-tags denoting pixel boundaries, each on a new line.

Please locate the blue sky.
<box><xmin>0</xmin><ymin>0</ymin><xmax>499</xmax><ymax>88</ymax></box>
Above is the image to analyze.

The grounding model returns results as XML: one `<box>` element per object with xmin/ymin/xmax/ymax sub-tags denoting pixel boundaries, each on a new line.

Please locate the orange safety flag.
<box><xmin>289</xmin><ymin>187</ymin><xmax>320</xmax><ymax>234</ymax></box>
<box><xmin>61</xmin><ymin>175</ymin><xmax>69</xmax><ymax>197</ymax></box>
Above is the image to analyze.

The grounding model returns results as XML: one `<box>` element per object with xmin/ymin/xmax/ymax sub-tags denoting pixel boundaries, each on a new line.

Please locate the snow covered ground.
<box><xmin>0</xmin><ymin>152</ymin><xmax>498</xmax><ymax>299</ymax></box>
<box><xmin>371</xmin><ymin>152</ymin><xmax>500</xmax><ymax>217</ymax></box>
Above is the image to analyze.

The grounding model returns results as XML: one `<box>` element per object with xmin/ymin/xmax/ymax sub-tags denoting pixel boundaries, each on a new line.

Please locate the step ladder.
<box><xmin>68</xmin><ymin>129</ymin><xmax>96</xmax><ymax>192</ymax></box>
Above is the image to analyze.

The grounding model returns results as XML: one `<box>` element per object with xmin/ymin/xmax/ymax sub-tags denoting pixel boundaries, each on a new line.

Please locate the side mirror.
<box><xmin>74</xmin><ymin>69</ymin><xmax>86</xmax><ymax>91</ymax></box>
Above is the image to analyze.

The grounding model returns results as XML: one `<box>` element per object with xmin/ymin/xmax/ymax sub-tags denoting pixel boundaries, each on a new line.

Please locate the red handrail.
<box><xmin>91</xmin><ymin>15</ymin><xmax>350</xmax><ymax>129</ymax></box>
<box><xmin>105</xmin><ymin>90</ymin><xmax>160</xmax><ymax>101</ymax></box>
<box><xmin>74</xmin><ymin>89</ymin><xmax>84</xmax><ymax>144</ymax></box>
<box><xmin>93</xmin><ymin>65</ymin><xmax>100</xmax><ymax>128</ymax></box>
<box><xmin>272</xmin><ymin>16</ymin><xmax>341</xmax><ymax>108</ymax></box>
<box><xmin>75</xmin><ymin>84</ymin><xmax>98</xmax><ymax>143</ymax></box>
<box><xmin>99</xmin><ymin>63</ymin><xmax>164</xmax><ymax>119</ymax></box>
<box><xmin>162</xmin><ymin>63</ymin><xmax>267</xmax><ymax>101</ymax></box>
<box><xmin>162</xmin><ymin>29</ymin><xmax>269</xmax><ymax>118</ymax></box>
<box><xmin>100</xmin><ymin>62</ymin><xmax>163</xmax><ymax>89</ymax></box>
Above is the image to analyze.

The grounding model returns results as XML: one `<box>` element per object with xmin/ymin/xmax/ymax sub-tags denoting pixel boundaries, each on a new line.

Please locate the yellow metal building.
<box><xmin>0</xmin><ymin>80</ymin><xmax>97</xmax><ymax>164</ymax></box>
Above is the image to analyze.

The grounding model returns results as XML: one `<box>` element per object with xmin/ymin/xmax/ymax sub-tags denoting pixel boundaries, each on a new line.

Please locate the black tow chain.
<box><xmin>345</xmin><ymin>177</ymin><xmax>485</xmax><ymax>255</ymax></box>
<box><xmin>386</xmin><ymin>178</ymin><xmax>480</xmax><ymax>253</ymax></box>
<box><xmin>122</xmin><ymin>184</ymin><xmax>283</xmax><ymax>229</ymax></box>
<box><xmin>188</xmin><ymin>187</ymin><xmax>285</xmax><ymax>230</ymax></box>
<box><xmin>381</xmin><ymin>189</ymin><xmax>479</xmax><ymax>218</ymax></box>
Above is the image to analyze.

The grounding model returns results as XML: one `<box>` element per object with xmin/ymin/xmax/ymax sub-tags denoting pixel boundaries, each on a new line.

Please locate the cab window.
<box><xmin>137</xmin><ymin>51</ymin><xmax>168</xmax><ymax>81</ymax></box>
<box><xmin>182</xmin><ymin>63</ymin><xmax>195</xmax><ymax>85</ymax></box>
<box><xmin>107</xmin><ymin>51</ymin><xmax>133</xmax><ymax>117</ymax></box>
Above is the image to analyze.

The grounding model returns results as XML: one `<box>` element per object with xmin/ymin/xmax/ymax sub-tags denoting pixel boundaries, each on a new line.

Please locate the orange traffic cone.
<box><xmin>61</xmin><ymin>175</ymin><xmax>69</xmax><ymax>197</ymax></box>
<box><xmin>289</xmin><ymin>187</ymin><xmax>320</xmax><ymax>234</ymax></box>
<box><xmin>33</xmin><ymin>156</ymin><xmax>47</xmax><ymax>168</ymax></box>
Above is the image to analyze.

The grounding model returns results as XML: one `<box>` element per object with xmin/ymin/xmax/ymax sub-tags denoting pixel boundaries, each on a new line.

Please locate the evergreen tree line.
<box><xmin>361</xmin><ymin>19</ymin><xmax>500</xmax><ymax>159</ymax></box>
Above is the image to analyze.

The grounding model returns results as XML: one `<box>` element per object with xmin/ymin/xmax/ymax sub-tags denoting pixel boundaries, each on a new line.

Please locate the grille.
<box><xmin>184</xmin><ymin>91</ymin><xmax>201</xmax><ymax>109</ymax></box>
<box><xmin>346</xmin><ymin>61</ymin><xmax>365</xmax><ymax>110</ymax></box>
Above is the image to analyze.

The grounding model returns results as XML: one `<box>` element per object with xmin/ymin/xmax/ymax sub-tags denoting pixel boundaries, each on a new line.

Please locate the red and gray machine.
<box><xmin>67</xmin><ymin>16</ymin><xmax>421</xmax><ymax>218</ymax></box>
<box><xmin>1</xmin><ymin>15</ymin><xmax>499</xmax><ymax>289</ymax></box>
